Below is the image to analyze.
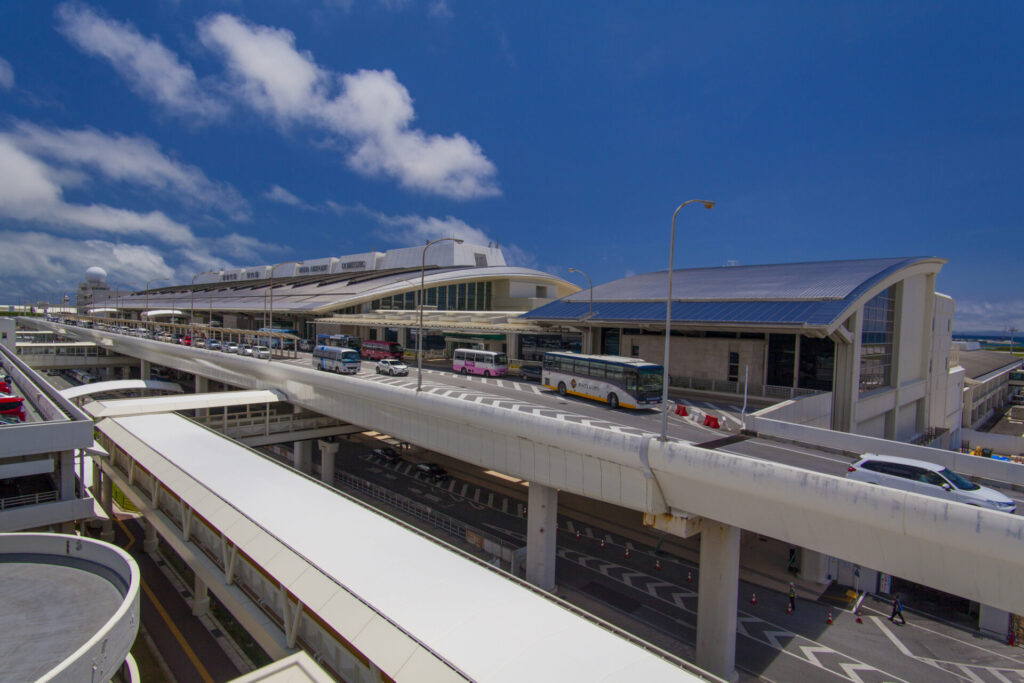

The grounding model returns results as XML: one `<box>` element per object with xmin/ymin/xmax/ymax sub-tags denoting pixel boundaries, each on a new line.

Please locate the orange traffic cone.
<box><xmin>686</xmin><ymin>570</ymin><xmax>693</xmax><ymax>583</ymax></box>
<box><xmin>655</xmin><ymin>559</ymin><xmax>661</xmax><ymax>570</ymax></box>
<box><xmin>750</xmin><ymin>593</ymin><xmax>757</xmax><ymax>606</ymax></box>
<box><xmin>599</xmin><ymin>539</ymin><xmax>605</xmax><ymax>549</ymax></box>
<box><xmin>855</xmin><ymin>611</ymin><xmax>863</xmax><ymax>624</ymax></box>
<box><xmin>826</xmin><ymin>610</ymin><xmax>833</xmax><ymax>625</ymax></box>
<box><xmin>624</xmin><ymin>547</ymin><xmax>631</xmax><ymax>559</ymax></box>
<box><xmin>575</xmin><ymin>529</ymin><xmax>580</xmax><ymax>540</ymax></box>
<box><xmin>786</xmin><ymin>603</ymin><xmax>793</xmax><ymax>615</ymax></box>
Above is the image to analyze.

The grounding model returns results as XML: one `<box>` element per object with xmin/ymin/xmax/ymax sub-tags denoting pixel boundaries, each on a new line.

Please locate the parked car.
<box><xmin>846</xmin><ymin>454</ymin><xmax>1017</xmax><ymax>513</ymax></box>
<box><xmin>415</xmin><ymin>462</ymin><xmax>450</xmax><ymax>482</ymax></box>
<box><xmin>206</xmin><ymin>340</ymin><xmax>221</xmax><ymax>351</ymax></box>
<box><xmin>519</xmin><ymin>364</ymin><xmax>542</xmax><ymax>382</ymax></box>
<box><xmin>376</xmin><ymin>358</ymin><xmax>409</xmax><ymax>376</ymax></box>
<box><xmin>373</xmin><ymin>447</ymin><xmax>402</xmax><ymax>464</ymax></box>
<box><xmin>254</xmin><ymin>346</ymin><xmax>270</xmax><ymax>359</ymax></box>
<box><xmin>223</xmin><ymin>342</ymin><xmax>240</xmax><ymax>354</ymax></box>
<box><xmin>240</xmin><ymin>344</ymin><xmax>254</xmax><ymax>356</ymax></box>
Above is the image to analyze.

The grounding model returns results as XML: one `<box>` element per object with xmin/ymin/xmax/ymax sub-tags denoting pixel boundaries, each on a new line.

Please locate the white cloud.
<box><xmin>428</xmin><ymin>1</ymin><xmax>454</xmax><ymax>19</ymax></box>
<box><xmin>199</xmin><ymin>14</ymin><xmax>499</xmax><ymax>199</ymax></box>
<box><xmin>0</xmin><ymin>136</ymin><xmax>196</xmax><ymax>245</ymax></box>
<box><xmin>952</xmin><ymin>297</ymin><xmax>1024</xmax><ymax>332</ymax></box>
<box><xmin>10</xmin><ymin>122</ymin><xmax>249</xmax><ymax>220</ymax></box>
<box><xmin>0</xmin><ymin>57</ymin><xmax>14</xmax><ymax>90</ymax></box>
<box><xmin>264</xmin><ymin>184</ymin><xmax>309</xmax><ymax>208</ymax></box>
<box><xmin>55</xmin><ymin>3</ymin><xmax>226</xmax><ymax>120</ymax></box>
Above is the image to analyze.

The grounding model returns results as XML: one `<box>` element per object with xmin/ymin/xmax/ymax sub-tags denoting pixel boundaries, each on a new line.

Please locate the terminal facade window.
<box><xmin>371</xmin><ymin>281</ymin><xmax>493</xmax><ymax>311</ymax></box>
<box><xmin>859</xmin><ymin>286</ymin><xmax>896</xmax><ymax>393</ymax></box>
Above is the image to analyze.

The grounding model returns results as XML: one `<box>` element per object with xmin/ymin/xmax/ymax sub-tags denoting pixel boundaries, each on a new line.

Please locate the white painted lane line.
<box><xmin>871</xmin><ymin>616</ymin><xmax>915</xmax><ymax>657</ymax></box>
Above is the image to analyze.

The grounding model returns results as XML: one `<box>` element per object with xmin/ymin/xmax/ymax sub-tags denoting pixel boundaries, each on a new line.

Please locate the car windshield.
<box><xmin>939</xmin><ymin>467</ymin><xmax>980</xmax><ymax>491</ymax></box>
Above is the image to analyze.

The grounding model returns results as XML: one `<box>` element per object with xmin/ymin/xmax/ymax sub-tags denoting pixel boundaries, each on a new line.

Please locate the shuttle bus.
<box><xmin>312</xmin><ymin>345</ymin><xmax>362</xmax><ymax>375</ymax></box>
<box><xmin>360</xmin><ymin>339</ymin><xmax>403</xmax><ymax>360</ymax></box>
<box><xmin>541</xmin><ymin>352</ymin><xmax>663</xmax><ymax>409</ymax></box>
<box><xmin>452</xmin><ymin>349</ymin><xmax>508</xmax><ymax>377</ymax></box>
<box><xmin>316</xmin><ymin>333</ymin><xmax>361</xmax><ymax>349</ymax></box>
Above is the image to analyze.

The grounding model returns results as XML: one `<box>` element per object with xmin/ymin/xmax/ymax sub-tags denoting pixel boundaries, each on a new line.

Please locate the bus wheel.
<box><xmin>461</xmin><ymin>367</ymin><xmax>468</xmax><ymax>375</ymax></box>
<box><xmin>558</xmin><ymin>382</ymin><xmax>567</xmax><ymax>396</ymax></box>
<box><xmin>607</xmin><ymin>393</ymin><xmax>619</xmax><ymax>409</ymax></box>
<box><xmin>483</xmin><ymin>370</ymin><xmax>490</xmax><ymax>377</ymax></box>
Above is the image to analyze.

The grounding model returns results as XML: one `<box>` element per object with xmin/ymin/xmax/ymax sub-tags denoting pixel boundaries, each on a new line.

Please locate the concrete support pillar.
<box><xmin>525</xmin><ymin>483</ymin><xmax>558</xmax><ymax>591</ymax></box>
<box><xmin>696</xmin><ymin>521</ymin><xmax>741</xmax><ymax>682</ymax></box>
<box><xmin>798</xmin><ymin>548</ymin><xmax>831</xmax><ymax>584</ymax></box>
<box><xmin>143</xmin><ymin>518</ymin><xmax>159</xmax><ymax>553</ymax></box>
<box><xmin>293</xmin><ymin>440</ymin><xmax>313</xmax><ymax>475</ymax></box>
<box><xmin>91</xmin><ymin>460</ymin><xmax>101</xmax><ymax>499</ymax></box>
<box><xmin>192</xmin><ymin>575</ymin><xmax>211</xmax><ymax>617</ymax></box>
<box><xmin>195</xmin><ymin>376</ymin><xmax>209</xmax><ymax>419</ymax></box>
<box><xmin>59</xmin><ymin>451</ymin><xmax>76</xmax><ymax>501</ymax></box>
<box><xmin>318</xmin><ymin>439</ymin><xmax>338</xmax><ymax>485</ymax></box>
<box><xmin>979</xmin><ymin>604</ymin><xmax>1010</xmax><ymax>640</ymax></box>
<box><xmin>101</xmin><ymin>471</ymin><xmax>113</xmax><ymax>513</ymax></box>
<box><xmin>140</xmin><ymin>359</ymin><xmax>150</xmax><ymax>380</ymax></box>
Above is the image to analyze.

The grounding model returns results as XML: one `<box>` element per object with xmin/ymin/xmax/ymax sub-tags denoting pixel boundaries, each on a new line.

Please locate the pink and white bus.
<box><xmin>452</xmin><ymin>348</ymin><xmax>508</xmax><ymax>377</ymax></box>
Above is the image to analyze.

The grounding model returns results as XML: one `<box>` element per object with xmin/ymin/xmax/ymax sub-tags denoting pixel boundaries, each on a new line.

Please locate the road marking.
<box><xmin>871</xmin><ymin>616</ymin><xmax>915</xmax><ymax>657</ymax></box>
<box><xmin>140</xmin><ymin>579</ymin><xmax>216</xmax><ymax>683</ymax></box>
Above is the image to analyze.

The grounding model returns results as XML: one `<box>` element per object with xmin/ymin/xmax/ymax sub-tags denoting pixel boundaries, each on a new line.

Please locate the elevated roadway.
<box><xmin>31</xmin><ymin>319</ymin><xmax>1024</xmax><ymax>679</ymax></box>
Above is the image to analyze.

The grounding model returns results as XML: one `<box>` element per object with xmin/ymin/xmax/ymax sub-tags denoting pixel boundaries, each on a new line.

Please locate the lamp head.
<box><xmin>455</xmin><ymin>239</ymin><xmax>464</xmax><ymax>244</ymax></box>
<box><xmin>701</xmin><ymin>201</ymin><xmax>715</xmax><ymax>210</ymax></box>
<box><xmin>569</xmin><ymin>268</ymin><xmax>577</xmax><ymax>273</ymax></box>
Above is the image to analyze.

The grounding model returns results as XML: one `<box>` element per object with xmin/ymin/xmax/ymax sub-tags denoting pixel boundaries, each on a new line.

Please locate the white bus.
<box><xmin>312</xmin><ymin>345</ymin><xmax>361</xmax><ymax>375</ymax></box>
<box><xmin>452</xmin><ymin>348</ymin><xmax>508</xmax><ymax>377</ymax></box>
<box><xmin>541</xmin><ymin>352</ymin><xmax>663</xmax><ymax>409</ymax></box>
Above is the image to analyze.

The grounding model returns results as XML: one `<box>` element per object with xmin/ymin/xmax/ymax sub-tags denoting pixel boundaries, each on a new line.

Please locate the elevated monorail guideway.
<box><xmin>29</xmin><ymin>318</ymin><xmax>1024</xmax><ymax>678</ymax></box>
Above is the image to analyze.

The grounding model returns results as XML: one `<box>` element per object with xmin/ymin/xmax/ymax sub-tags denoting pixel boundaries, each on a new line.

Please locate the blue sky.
<box><xmin>1</xmin><ymin>2</ymin><xmax>1022</xmax><ymax>330</ymax></box>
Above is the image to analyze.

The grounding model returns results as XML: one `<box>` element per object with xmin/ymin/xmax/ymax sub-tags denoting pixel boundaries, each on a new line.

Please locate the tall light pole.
<box><xmin>418</xmin><ymin>237</ymin><xmax>463</xmax><ymax>391</ymax></box>
<box><xmin>118</xmin><ymin>282</ymin><xmax>137</xmax><ymax>321</ymax></box>
<box><xmin>659</xmin><ymin>199</ymin><xmax>715</xmax><ymax>442</ymax></box>
<box><xmin>145</xmin><ymin>277</ymin><xmax>169</xmax><ymax>331</ymax></box>
<box><xmin>191</xmin><ymin>271</ymin><xmax>216</xmax><ymax>345</ymax></box>
<box><xmin>568</xmin><ymin>267</ymin><xmax>594</xmax><ymax>354</ymax></box>
<box><xmin>268</xmin><ymin>261</ymin><xmax>301</xmax><ymax>361</ymax></box>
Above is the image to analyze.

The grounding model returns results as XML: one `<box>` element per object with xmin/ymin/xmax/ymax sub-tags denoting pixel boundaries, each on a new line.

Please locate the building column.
<box><xmin>318</xmin><ymin>439</ymin><xmax>338</xmax><ymax>485</ymax></box>
<box><xmin>140</xmin><ymin>359</ymin><xmax>151</xmax><ymax>380</ymax></box>
<box><xmin>91</xmin><ymin>459</ymin><xmax>101</xmax><ymax>499</ymax></box>
<box><xmin>59</xmin><ymin>451</ymin><xmax>76</xmax><ymax>500</ymax></box>
<box><xmin>143</xmin><ymin>518</ymin><xmax>159</xmax><ymax>553</ymax></box>
<box><xmin>798</xmin><ymin>548</ymin><xmax>831</xmax><ymax>584</ymax></box>
<box><xmin>979</xmin><ymin>604</ymin><xmax>1010</xmax><ymax>640</ymax></box>
<box><xmin>696</xmin><ymin>521</ymin><xmax>740</xmax><ymax>682</ymax></box>
<box><xmin>195</xmin><ymin>376</ymin><xmax>209</xmax><ymax>419</ymax></box>
<box><xmin>192</xmin><ymin>575</ymin><xmax>211</xmax><ymax>617</ymax></box>
<box><xmin>293</xmin><ymin>440</ymin><xmax>312</xmax><ymax>475</ymax></box>
<box><xmin>100</xmin><ymin>468</ymin><xmax>115</xmax><ymax>543</ymax></box>
<box><xmin>525</xmin><ymin>483</ymin><xmax>558</xmax><ymax>591</ymax></box>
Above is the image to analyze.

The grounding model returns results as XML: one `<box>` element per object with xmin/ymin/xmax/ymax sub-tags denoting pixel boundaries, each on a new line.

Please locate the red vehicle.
<box><xmin>0</xmin><ymin>394</ymin><xmax>26</xmax><ymax>422</ymax></box>
<box><xmin>360</xmin><ymin>339</ymin><xmax>403</xmax><ymax>360</ymax></box>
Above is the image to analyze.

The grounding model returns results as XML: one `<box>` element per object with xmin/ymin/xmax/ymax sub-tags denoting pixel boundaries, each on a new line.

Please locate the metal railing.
<box><xmin>0</xmin><ymin>490</ymin><xmax>58</xmax><ymax>510</ymax></box>
<box><xmin>333</xmin><ymin>471</ymin><xmax>515</xmax><ymax>560</ymax></box>
<box><xmin>669</xmin><ymin>374</ymin><xmax>822</xmax><ymax>400</ymax></box>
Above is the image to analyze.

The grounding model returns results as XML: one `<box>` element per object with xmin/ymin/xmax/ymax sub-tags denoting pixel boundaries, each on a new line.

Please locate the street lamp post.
<box><xmin>659</xmin><ymin>199</ymin><xmax>715</xmax><ymax>442</ymax></box>
<box><xmin>568</xmin><ymin>267</ymin><xmax>594</xmax><ymax>354</ymax></box>
<box><xmin>191</xmin><ymin>271</ymin><xmax>215</xmax><ymax>346</ymax></box>
<box><xmin>417</xmin><ymin>238</ymin><xmax>463</xmax><ymax>391</ymax></box>
<box><xmin>145</xmin><ymin>277</ymin><xmax>170</xmax><ymax>333</ymax></box>
<box><xmin>268</xmin><ymin>261</ymin><xmax>301</xmax><ymax>361</ymax></box>
<box><xmin>118</xmin><ymin>283</ymin><xmax>137</xmax><ymax>321</ymax></box>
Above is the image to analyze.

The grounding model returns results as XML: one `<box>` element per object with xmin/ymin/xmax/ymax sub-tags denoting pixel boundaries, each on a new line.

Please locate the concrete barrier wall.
<box><xmin>962</xmin><ymin>429</ymin><xmax>1024</xmax><ymax>456</ymax></box>
<box><xmin>750</xmin><ymin>391</ymin><xmax>833</xmax><ymax>427</ymax></box>
<box><xmin>749</xmin><ymin>415</ymin><xmax>1024</xmax><ymax>486</ymax></box>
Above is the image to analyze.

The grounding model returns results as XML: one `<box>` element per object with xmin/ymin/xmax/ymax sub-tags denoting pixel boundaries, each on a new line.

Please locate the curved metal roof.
<box><xmin>521</xmin><ymin>257</ymin><xmax>945</xmax><ymax>330</ymax></box>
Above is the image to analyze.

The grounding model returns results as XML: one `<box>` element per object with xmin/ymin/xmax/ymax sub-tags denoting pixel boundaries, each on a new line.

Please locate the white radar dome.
<box><xmin>85</xmin><ymin>266</ymin><xmax>108</xmax><ymax>284</ymax></box>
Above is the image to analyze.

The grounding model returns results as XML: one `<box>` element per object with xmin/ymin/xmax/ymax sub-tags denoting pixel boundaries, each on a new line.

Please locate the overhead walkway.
<box><xmin>60</xmin><ymin>379</ymin><xmax>184</xmax><ymax>403</ymax></box>
<box><xmin>94</xmin><ymin>412</ymin><xmax>710</xmax><ymax>683</ymax></box>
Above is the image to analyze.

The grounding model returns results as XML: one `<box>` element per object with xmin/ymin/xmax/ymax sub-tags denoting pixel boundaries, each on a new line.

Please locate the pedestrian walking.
<box><xmin>788</xmin><ymin>582</ymin><xmax>797</xmax><ymax>613</ymax></box>
<box><xmin>889</xmin><ymin>593</ymin><xmax>906</xmax><ymax>624</ymax></box>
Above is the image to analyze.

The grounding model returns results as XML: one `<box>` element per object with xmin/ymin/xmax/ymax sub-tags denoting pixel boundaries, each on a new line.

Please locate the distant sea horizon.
<box><xmin>953</xmin><ymin>330</ymin><xmax>1020</xmax><ymax>341</ymax></box>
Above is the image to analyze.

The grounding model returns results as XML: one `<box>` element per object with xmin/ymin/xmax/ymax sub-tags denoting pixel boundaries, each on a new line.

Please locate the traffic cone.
<box><xmin>750</xmin><ymin>593</ymin><xmax>757</xmax><ymax>606</ymax></box>
<box><xmin>786</xmin><ymin>603</ymin><xmax>792</xmax><ymax>615</ymax></box>
<box><xmin>686</xmin><ymin>570</ymin><xmax>693</xmax><ymax>583</ymax></box>
<box><xmin>827</xmin><ymin>610</ymin><xmax>833</xmax><ymax>625</ymax></box>
<box><xmin>575</xmin><ymin>529</ymin><xmax>580</xmax><ymax>540</ymax></box>
<box><xmin>655</xmin><ymin>559</ymin><xmax>661</xmax><ymax>570</ymax></box>
<box><xmin>599</xmin><ymin>539</ymin><xmax>605</xmax><ymax>550</ymax></box>
<box><xmin>624</xmin><ymin>547</ymin><xmax>631</xmax><ymax>559</ymax></box>
<box><xmin>855</xmin><ymin>611</ymin><xmax>863</xmax><ymax>624</ymax></box>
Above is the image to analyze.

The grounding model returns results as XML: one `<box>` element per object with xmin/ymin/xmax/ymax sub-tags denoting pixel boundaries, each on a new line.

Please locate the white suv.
<box><xmin>846</xmin><ymin>454</ymin><xmax>1017</xmax><ymax>513</ymax></box>
<box><xmin>376</xmin><ymin>359</ymin><xmax>409</xmax><ymax>376</ymax></box>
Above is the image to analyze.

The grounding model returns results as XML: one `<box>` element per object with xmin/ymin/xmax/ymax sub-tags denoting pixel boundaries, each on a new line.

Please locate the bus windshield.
<box><xmin>495</xmin><ymin>353</ymin><xmax>508</xmax><ymax>365</ymax></box>
<box><xmin>340</xmin><ymin>349</ymin><xmax>360</xmax><ymax>362</ymax></box>
<box><xmin>638</xmin><ymin>367</ymin><xmax>663</xmax><ymax>393</ymax></box>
